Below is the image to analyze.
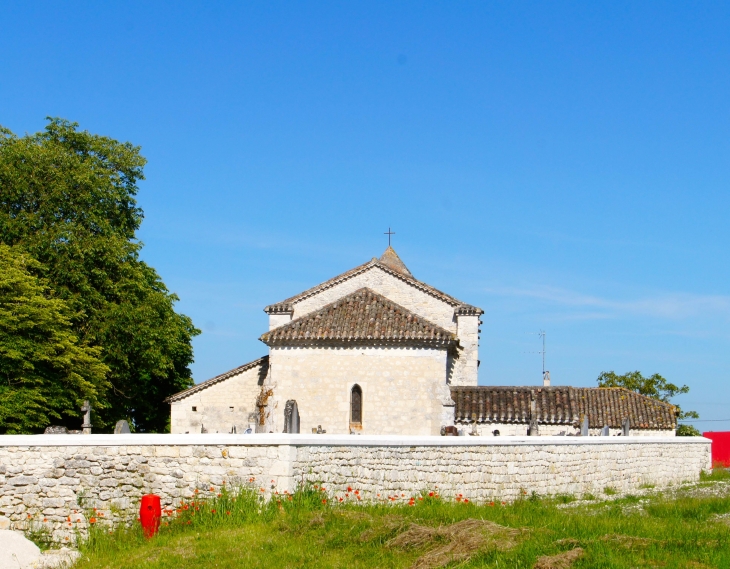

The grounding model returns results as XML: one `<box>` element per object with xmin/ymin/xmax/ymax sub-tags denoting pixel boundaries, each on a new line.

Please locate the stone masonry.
<box><xmin>0</xmin><ymin>433</ymin><xmax>711</xmax><ymax>543</ymax></box>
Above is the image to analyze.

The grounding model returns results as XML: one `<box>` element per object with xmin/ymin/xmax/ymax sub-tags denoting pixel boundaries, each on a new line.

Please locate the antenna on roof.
<box><xmin>384</xmin><ymin>227</ymin><xmax>395</xmax><ymax>247</ymax></box>
<box><xmin>523</xmin><ymin>330</ymin><xmax>549</xmax><ymax>386</ymax></box>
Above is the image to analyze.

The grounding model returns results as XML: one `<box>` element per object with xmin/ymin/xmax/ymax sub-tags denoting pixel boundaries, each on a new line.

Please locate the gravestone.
<box><xmin>44</xmin><ymin>426</ymin><xmax>69</xmax><ymax>434</ymax></box>
<box><xmin>114</xmin><ymin>420</ymin><xmax>131</xmax><ymax>434</ymax></box>
<box><xmin>622</xmin><ymin>417</ymin><xmax>630</xmax><ymax>436</ymax></box>
<box><xmin>580</xmin><ymin>415</ymin><xmax>590</xmax><ymax>436</ymax></box>
<box><xmin>283</xmin><ymin>400</ymin><xmax>300</xmax><ymax>434</ymax></box>
<box><xmin>601</xmin><ymin>425</ymin><xmax>610</xmax><ymax>436</ymax></box>
<box><xmin>81</xmin><ymin>400</ymin><xmax>92</xmax><ymax>435</ymax></box>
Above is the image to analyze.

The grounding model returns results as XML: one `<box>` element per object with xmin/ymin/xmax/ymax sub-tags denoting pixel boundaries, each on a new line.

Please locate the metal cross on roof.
<box><xmin>384</xmin><ymin>227</ymin><xmax>395</xmax><ymax>246</ymax></box>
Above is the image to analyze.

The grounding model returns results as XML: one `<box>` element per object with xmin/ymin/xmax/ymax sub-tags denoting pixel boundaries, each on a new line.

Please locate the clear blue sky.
<box><xmin>2</xmin><ymin>2</ymin><xmax>729</xmax><ymax>429</ymax></box>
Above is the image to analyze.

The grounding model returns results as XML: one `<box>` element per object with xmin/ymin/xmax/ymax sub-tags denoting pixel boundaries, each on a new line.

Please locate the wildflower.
<box><xmin>260</xmin><ymin>488</ymin><xmax>265</xmax><ymax>492</ymax></box>
<box><xmin>354</xmin><ymin>489</ymin><xmax>359</xmax><ymax>495</ymax></box>
<box><xmin>321</xmin><ymin>499</ymin><xmax>327</xmax><ymax>504</ymax></box>
<box><xmin>183</xmin><ymin>505</ymin><xmax>189</xmax><ymax>510</ymax></box>
<box><xmin>249</xmin><ymin>477</ymin><xmax>255</xmax><ymax>483</ymax></box>
<box><xmin>288</xmin><ymin>496</ymin><xmax>292</xmax><ymax>501</ymax></box>
<box><xmin>195</xmin><ymin>489</ymin><xmax>199</xmax><ymax>494</ymax></box>
<box><xmin>347</xmin><ymin>486</ymin><xmax>352</xmax><ymax>492</ymax></box>
<box><xmin>339</xmin><ymin>498</ymin><xmax>343</xmax><ymax>502</ymax></box>
<box><xmin>428</xmin><ymin>492</ymin><xmax>434</xmax><ymax>497</ymax></box>
<box><xmin>100</xmin><ymin>513</ymin><xmax>104</xmax><ymax>517</ymax></box>
<box><xmin>211</xmin><ymin>509</ymin><xmax>216</xmax><ymax>514</ymax></box>
<box><xmin>43</xmin><ymin>518</ymin><xmax>47</xmax><ymax>522</ymax></box>
<box><xmin>489</xmin><ymin>502</ymin><xmax>495</xmax><ymax>507</ymax></box>
<box><xmin>456</xmin><ymin>496</ymin><xmax>462</xmax><ymax>502</ymax></box>
<box><xmin>67</xmin><ymin>516</ymin><xmax>71</xmax><ymax>522</ymax></box>
<box><xmin>356</xmin><ymin>496</ymin><xmax>361</xmax><ymax>501</ymax></box>
<box><xmin>27</xmin><ymin>514</ymin><xmax>31</xmax><ymax>519</ymax></box>
<box><xmin>226</xmin><ymin>511</ymin><xmax>231</xmax><ymax>515</ymax></box>
<box><xmin>418</xmin><ymin>497</ymin><xmax>423</xmax><ymax>501</ymax></box>
<box><xmin>210</xmin><ymin>487</ymin><xmax>214</xmax><ymax>492</ymax></box>
<box><xmin>321</xmin><ymin>487</ymin><xmax>326</xmax><ymax>492</ymax></box>
<box><xmin>501</xmin><ymin>502</ymin><xmax>506</xmax><ymax>505</ymax></box>
<box><xmin>345</xmin><ymin>493</ymin><xmax>349</xmax><ymax>498</ymax></box>
<box><xmin>464</xmin><ymin>499</ymin><xmax>469</xmax><ymax>503</ymax></box>
<box><xmin>187</xmin><ymin>521</ymin><xmax>191</xmax><ymax>525</ymax></box>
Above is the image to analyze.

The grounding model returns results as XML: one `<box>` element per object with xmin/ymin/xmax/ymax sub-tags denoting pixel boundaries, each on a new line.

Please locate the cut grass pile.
<box><xmin>73</xmin><ymin>477</ymin><xmax>730</xmax><ymax>569</ymax></box>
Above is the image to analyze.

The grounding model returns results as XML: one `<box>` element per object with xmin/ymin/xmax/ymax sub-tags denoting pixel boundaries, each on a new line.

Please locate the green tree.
<box><xmin>0</xmin><ymin>244</ymin><xmax>108</xmax><ymax>433</ymax></box>
<box><xmin>0</xmin><ymin>118</ymin><xmax>199</xmax><ymax>432</ymax></box>
<box><xmin>596</xmin><ymin>371</ymin><xmax>700</xmax><ymax>436</ymax></box>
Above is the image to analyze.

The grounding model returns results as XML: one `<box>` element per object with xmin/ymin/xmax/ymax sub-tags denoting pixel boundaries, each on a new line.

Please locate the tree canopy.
<box><xmin>0</xmin><ymin>118</ymin><xmax>199</xmax><ymax>432</ymax></box>
<box><xmin>596</xmin><ymin>370</ymin><xmax>700</xmax><ymax>436</ymax></box>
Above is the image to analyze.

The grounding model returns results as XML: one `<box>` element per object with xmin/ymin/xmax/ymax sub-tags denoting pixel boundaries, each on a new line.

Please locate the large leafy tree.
<box><xmin>0</xmin><ymin>244</ymin><xmax>108</xmax><ymax>433</ymax></box>
<box><xmin>596</xmin><ymin>371</ymin><xmax>700</xmax><ymax>436</ymax></box>
<box><xmin>0</xmin><ymin>118</ymin><xmax>199</xmax><ymax>432</ymax></box>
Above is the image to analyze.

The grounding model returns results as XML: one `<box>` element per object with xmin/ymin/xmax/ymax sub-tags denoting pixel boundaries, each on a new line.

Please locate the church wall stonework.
<box><xmin>170</xmin><ymin>364</ymin><xmax>264</xmax><ymax>434</ymax></box>
<box><xmin>268</xmin><ymin>346</ymin><xmax>450</xmax><ymax>436</ymax></box>
<box><xmin>291</xmin><ymin>267</ymin><xmax>459</xmax><ymax>333</ymax></box>
<box><xmin>452</xmin><ymin>314</ymin><xmax>480</xmax><ymax>386</ymax></box>
<box><xmin>0</xmin><ymin>434</ymin><xmax>710</xmax><ymax>543</ymax></box>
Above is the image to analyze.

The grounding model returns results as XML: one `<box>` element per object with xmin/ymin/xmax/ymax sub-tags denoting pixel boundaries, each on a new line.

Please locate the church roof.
<box><xmin>450</xmin><ymin>386</ymin><xmax>677</xmax><ymax>431</ymax></box>
<box><xmin>378</xmin><ymin>246</ymin><xmax>412</xmax><ymax>277</ymax></box>
<box><xmin>264</xmin><ymin>246</ymin><xmax>483</xmax><ymax>316</ymax></box>
<box><xmin>164</xmin><ymin>356</ymin><xmax>269</xmax><ymax>403</ymax></box>
<box><xmin>260</xmin><ymin>287</ymin><xmax>457</xmax><ymax>347</ymax></box>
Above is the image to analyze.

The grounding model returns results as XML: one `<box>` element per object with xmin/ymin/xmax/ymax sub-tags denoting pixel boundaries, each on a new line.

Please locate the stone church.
<box><xmin>168</xmin><ymin>246</ymin><xmax>482</xmax><ymax>436</ymax></box>
<box><xmin>167</xmin><ymin>247</ymin><xmax>678</xmax><ymax>437</ymax></box>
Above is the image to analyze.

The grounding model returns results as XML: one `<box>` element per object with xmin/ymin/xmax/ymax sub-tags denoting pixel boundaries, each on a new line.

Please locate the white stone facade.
<box><xmin>0</xmin><ymin>434</ymin><xmax>711</xmax><ymax>543</ymax></box>
<box><xmin>461</xmin><ymin>423</ymin><xmax>676</xmax><ymax>437</ymax></box>
<box><xmin>170</xmin><ymin>362</ymin><xmax>265</xmax><ymax>434</ymax></box>
<box><xmin>267</xmin><ymin>346</ymin><xmax>452</xmax><ymax>435</ymax></box>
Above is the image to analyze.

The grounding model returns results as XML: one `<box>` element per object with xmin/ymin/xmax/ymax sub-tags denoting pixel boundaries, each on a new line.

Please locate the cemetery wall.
<box><xmin>0</xmin><ymin>434</ymin><xmax>710</xmax><ymax>543</ymax></box>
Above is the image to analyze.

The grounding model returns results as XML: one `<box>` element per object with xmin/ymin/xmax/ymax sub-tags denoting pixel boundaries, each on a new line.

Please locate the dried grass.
<box><xmin>387</xmin><ymin>518</ymin><xmax>526</xmax><ymax>569</ymax></box>
<box><xmin>533</xmin><ymin>547</ymin><xmax>584</xmax><ymax>569</ymax></box>
<box><xmin>358</xmin><ymin>514</ymin><xmax>407</xmax><ymax>542</ymax></box>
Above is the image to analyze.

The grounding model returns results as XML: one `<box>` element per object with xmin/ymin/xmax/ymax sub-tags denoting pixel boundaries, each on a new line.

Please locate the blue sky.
<box><xmin>1</xmin><ymin>1</ymin><xmax>729</xmax><ymax>428</ymax></box>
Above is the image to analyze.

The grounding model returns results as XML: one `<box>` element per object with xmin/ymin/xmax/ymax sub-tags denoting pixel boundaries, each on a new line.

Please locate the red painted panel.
<box><xmin>703</xmin><ymin>431</ymin><xmax>730</xmax><ymax>467</ymax></box>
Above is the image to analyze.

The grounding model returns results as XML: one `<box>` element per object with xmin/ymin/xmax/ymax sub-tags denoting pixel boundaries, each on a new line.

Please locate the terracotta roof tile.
<box><xmin>261</xmin><ymin>288</ymin><xmax>457</xmax><ymax>347</ymax></box>
<box><xmin>451</xmin><ymin>386</ymin><xmax>677</xmax><ymax>430</ymax></box>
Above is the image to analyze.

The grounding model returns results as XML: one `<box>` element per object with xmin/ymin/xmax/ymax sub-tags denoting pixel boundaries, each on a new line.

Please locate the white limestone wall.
<box><xmin>268</xmin><ymin>346</ymin><xmax>450</xmax><ymax>436</ymax></box>
<box><xmin>268</xmin><ymin>313</ymin><xmax>292</xmax><ymax>330</ymax></box>
<box><xmin>170</xmin><ymin>364</ymin><xmax>264</xmax><ymax>434</ymax></box>
<box><xmin>290</xmin><ymin>267</ymin><xmax>458</xmax><ymax>332</ymax></box>
<box><xmin>460</xmin><ymin>423</ymin><xmax>675</xmax><ymax>437</ymax></box>
<box><xmin>452</xmin><ymin>314</ymin><xmax>480</xmax><ymax>386</ymax></box>
<box><xmin>0</xmin><ymin>434</ymin><xmax>710</xmax><ymax>543</ymax></box>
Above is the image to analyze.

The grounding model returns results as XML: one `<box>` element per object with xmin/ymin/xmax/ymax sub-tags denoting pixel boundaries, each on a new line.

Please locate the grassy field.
<box><xmin>73</xmin><ymin>469</ymin><xmax>730</xmax><ymax>569</ymax></box>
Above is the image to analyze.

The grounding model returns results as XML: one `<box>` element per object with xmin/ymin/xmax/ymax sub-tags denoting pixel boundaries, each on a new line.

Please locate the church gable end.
<box><xmin>264</xmin><ymin>246</ymin><xmax>482</xmax><ymax>333</ymax></box>
<box><xmin>260</xmin><ymin>288</ymin><xmax>457</xmax><ymax>348</ymax></box>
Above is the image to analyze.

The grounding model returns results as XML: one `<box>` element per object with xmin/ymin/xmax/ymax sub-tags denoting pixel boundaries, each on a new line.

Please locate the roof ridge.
<box><xmin>261</xmin><ymin>287</ymin><xmax>457</xmax><ymax>347</ymax></box>
<box><xmin>164</xmin><ymin>356</ymin><xmax>269</xmax><ymax>403</ymax></box>
<box><xmin>264</xmin><ymin>257</ymin><xmax>481</xmax><ymax>314</ymax></box>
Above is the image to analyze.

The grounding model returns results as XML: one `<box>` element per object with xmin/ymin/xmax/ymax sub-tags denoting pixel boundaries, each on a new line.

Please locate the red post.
<box><xmin>703</xmin><ymin>431</ymin><xmax>730</xmax><ymax>468</ymax></box>
<box><xmin>139</xmin><ymin>494</ymin><xmax>161</xmax><ymax>538</ymax></box>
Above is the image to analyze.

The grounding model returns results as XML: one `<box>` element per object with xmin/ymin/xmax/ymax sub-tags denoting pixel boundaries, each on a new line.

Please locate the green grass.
<box><xmin>72</xmin><ymin>479</ymin><xmax>730</xmax><ymax>569</ymax></box>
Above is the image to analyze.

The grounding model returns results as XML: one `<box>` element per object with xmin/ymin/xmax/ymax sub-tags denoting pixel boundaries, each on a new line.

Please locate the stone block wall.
<box><xmin>0</xmin><ymin>434</ymin><xmax>710</xmax><ymax>543</ymax></box>
<box><xmin>170</xmin><ymin>363</ymin><xmax>264</xmax><ymax>434</ymax></box>
<box><xmin>290</xmin><ymin>266</ymin><xmax>459</xmax><ymax>333</ymax></box>
<box><xmin>269</xmin><ymin>346</ymin><xmax>451</xmax><ymax>435</ymax></box>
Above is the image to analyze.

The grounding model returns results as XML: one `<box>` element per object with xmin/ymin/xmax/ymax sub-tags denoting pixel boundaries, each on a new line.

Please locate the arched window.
<box><xmin>350</xmin><ymin>384</ymin><xmax>362</xmax><ymax>425</ymax></box>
